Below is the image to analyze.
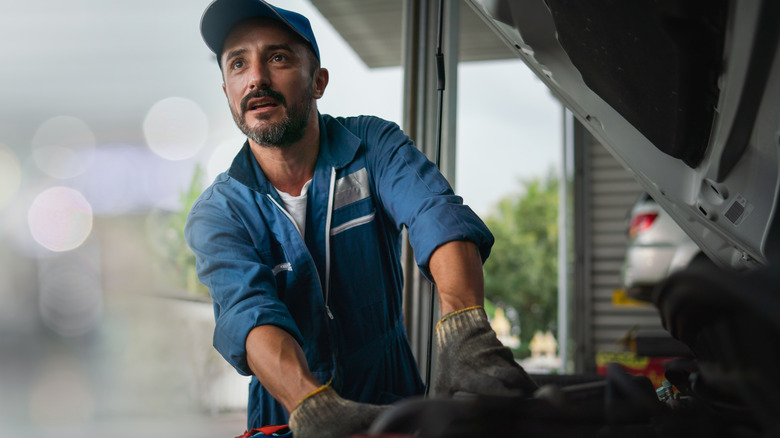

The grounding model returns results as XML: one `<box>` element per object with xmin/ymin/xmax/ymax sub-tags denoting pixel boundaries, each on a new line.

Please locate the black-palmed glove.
<box><xmin>288</xmin><ymin>385</ymin><xmax>387</xmax><ymax>438</ymax></box>
<box><xmin>433</xmin><ymin>306</ymin><xmax>538</xmax><ymax>398</ymax></box>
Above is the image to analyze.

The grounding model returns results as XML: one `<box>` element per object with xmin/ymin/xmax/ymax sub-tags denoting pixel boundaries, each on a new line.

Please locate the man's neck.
<box><xmin>249</xmin><ymin>120</ymin><xmax>320</xmax><ymax>197</ymax></box>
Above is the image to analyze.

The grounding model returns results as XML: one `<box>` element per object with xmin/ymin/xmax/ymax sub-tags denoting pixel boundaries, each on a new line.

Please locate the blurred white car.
<box><xmin>621</xmin><ymin>193</ymin><xmax>702</xmax><ymax>302</ymax></box>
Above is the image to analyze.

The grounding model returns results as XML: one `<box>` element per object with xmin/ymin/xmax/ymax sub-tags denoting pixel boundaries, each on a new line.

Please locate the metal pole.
<box><xmin>424</xmin><ymin>0</ymin><xmax>446</xmax><ymax>398</ymax></box>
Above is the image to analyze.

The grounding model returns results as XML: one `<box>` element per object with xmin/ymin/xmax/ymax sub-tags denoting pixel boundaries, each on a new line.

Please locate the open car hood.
<box><xmin>468</xmin><ymin>0</ymin><xmax>780</xmax><ymax>270</ymax></box>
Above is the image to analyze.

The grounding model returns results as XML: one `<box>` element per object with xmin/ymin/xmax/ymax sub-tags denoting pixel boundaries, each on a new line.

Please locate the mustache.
<box><xmin>240</xmin><ymin>89</ymin><xmax>287</xmax><ymax>113</ymax></box>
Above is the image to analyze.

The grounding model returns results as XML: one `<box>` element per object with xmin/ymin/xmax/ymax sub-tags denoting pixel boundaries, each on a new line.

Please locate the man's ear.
<box><xmin>312</xmin><ymin>68</ymin><xmax>329</xmax><ymax>99</ymax></box>
<box><xmin>222</xmin><ymin>82</ymin><xmax>227</xmax><ymax>97</ymax></box>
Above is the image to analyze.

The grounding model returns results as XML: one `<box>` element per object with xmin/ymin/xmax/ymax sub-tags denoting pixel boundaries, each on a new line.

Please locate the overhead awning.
<box><xmin>309</xmin><ymin>0</ymin><xmax>515</xmax><ymax>67</ymax></box>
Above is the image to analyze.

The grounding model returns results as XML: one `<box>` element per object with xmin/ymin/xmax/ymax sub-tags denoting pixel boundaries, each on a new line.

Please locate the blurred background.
<box><xmin>0</xmin><ymin>0</ymin><xmax>561</xmax><ymax>436</ymax></box>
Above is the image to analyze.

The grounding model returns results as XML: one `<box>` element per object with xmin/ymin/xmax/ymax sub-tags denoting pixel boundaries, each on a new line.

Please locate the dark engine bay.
<box><xmin>368</xmin><ymin>261</ymin><xmax>780</xmax><ymax>437</ymax></box>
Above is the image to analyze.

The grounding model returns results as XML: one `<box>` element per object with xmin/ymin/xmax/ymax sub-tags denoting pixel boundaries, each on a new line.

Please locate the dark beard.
<box><xmin>233</xmin><ymin>87</ymin><xmax>313</xmax><ymax>148</ymax></box>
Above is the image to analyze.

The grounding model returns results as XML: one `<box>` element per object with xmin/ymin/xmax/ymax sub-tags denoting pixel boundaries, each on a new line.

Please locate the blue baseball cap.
<box><xmin>200</xmin><ymin>0</ymin><xmax>320</xmax><ymax>65</ymax></box>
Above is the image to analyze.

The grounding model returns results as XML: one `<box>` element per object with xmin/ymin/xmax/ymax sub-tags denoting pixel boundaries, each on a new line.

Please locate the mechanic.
<box><xmin>185</xmin><ymin>0</ymin><xmax>537</xmax><ymax>436</ymax></box>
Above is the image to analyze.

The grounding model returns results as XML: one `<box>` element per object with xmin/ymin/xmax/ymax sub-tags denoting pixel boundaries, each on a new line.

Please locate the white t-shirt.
<box><xmin>275</xmin><ymin>179</ymin><xmax>312</xmax><ymax>238</ymax></box>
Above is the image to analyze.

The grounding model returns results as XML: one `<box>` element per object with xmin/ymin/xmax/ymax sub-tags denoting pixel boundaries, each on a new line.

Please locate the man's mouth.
<box><xmin>241</xmin><ymin>90</ymin><xmax>286</xmax><ymax>115</ymax></box>
<box><xmin>246</xmin><ymin>98</ymin><xmax>278</xmax><ymax>112</ymax></box>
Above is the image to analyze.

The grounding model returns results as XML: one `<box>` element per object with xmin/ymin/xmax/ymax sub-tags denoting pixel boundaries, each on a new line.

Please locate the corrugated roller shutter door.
<box><xmin>584</xmin><ymin>131</ymin><xmax>667</xmax><ymax>356</ymax></box>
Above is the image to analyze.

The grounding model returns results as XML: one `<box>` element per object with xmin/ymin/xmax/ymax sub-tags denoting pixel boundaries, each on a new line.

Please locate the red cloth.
<box><xmin>235</xmin><ymin>424</ymin><xmax>290</xmax><ymax>438</ymax></box>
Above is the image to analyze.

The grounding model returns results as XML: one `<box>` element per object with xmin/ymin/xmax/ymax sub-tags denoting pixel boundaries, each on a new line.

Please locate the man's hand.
<box><xmin>432</xmin><ymin>306</ymin><xmax>537</xmax><ymax>398</ymax></box>
<box><xmin>245</xmin><ymin>326</ymin><xmax>386</xmax><ymax>437</ymax></box>
<box><xmin>288</xmin><ymin>385</ymin><xmax>387</xmax><ymax>438</ymax></box>
<box><xmin>427</xmin><ymin>241</ymin><xmax>537</xmax><ymax>398</ymax></box>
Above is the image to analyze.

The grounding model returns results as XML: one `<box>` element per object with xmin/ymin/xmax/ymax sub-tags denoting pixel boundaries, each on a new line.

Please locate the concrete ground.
<box><xmin>7</xmin><ymin>412</ymin><xmax>249</xmax><ymax>438</ymax></box>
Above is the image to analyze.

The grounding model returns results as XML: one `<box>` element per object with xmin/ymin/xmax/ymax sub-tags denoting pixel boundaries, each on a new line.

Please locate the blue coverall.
<box><xmin>185</xmin><ymin>114</ymin><xmax>494</xmax><ymax>428</ymax></box>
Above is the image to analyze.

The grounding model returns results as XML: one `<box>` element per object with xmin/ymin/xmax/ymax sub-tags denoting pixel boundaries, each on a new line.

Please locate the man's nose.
<box><xmin>248</xmin><ymin>63</ymin><xmax>271</xmax><ymax>90</ymax></box>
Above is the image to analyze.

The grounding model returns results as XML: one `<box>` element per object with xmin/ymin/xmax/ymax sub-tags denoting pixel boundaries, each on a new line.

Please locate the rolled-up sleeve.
<box><xmin>365</xmin><ymin>118</ymin><xmax>494</xmax><ymax>279</ymax></box>
<box><xmin>184</xmin><ymin>191</ymin><xmax>303</xmax><ymax>376</ymax></box>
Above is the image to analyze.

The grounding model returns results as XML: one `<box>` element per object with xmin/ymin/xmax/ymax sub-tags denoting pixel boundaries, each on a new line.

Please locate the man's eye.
<box><xmin>272</xmin><ymin>54</ymin><xmax>287</xmax><ymax>62</ymax></box>
<box><xmin>231</xmin><ymin>60</ymin><xmax>245</xmax><ymax>69</ymax></box>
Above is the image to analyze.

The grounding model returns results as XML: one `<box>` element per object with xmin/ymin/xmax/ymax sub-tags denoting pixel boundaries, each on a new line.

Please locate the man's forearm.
<box><xmin>428</xmin><ymin>240</ymin><xmax>485</xmax><ymax>315</ymax></box>
<box><xmin>247</xmin><ymin>325</ymin><xmax>389</xmax><ymax>437</ymax></box>
<box><xmin>429</xmin><ymin>240</ymin><xmax>538</xmax><ymax>398</ymax></box>
<box><xmin>245</xmin><ymin>325</ymin><xmax>321</xmax><ymax>413</ymax></box>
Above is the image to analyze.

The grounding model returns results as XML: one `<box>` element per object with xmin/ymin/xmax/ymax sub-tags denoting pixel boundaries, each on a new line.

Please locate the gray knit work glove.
<box><xmin>288</xmin><ymin>385</ymin><xmax>388</xmax><ymax>438</ymax></box>
<box><xmin>433</xmin><ymin>306</ymin><xmax>538</xmax><ymax>398</ymax></box>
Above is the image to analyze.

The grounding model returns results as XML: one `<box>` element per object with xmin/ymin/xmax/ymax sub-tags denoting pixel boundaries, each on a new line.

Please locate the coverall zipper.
<box><xmin>266</xmin><ymin>170</ymin><xmax>336</xmax><ymax>321</ymax></box>
<box><xmin>268</xmin><ymin>190</ymin><xmax>339</xmax><ymax>387</ymax></box>
<box><xmin>323</xmin><ymin>168</ymin><xmax>336</xmax><ymax>320</ymax></box>
<box><xmin>266</xmin><ymin>194</ymin><xmax>332</xmax><ymax>320</ymax></box>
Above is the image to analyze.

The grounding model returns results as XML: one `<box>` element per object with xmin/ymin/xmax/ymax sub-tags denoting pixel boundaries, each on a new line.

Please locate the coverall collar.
<box><xmin>227</xmin><ymin>113</ymin><xmax>362</xmax><ymax>194</ymax></box>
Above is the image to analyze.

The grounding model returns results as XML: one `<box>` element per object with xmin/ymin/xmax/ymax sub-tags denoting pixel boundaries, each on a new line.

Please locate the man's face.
<box><xmin>220</xmin><ymin>18</ymin><xmax>325</xmax><ymax>148</ymax></box>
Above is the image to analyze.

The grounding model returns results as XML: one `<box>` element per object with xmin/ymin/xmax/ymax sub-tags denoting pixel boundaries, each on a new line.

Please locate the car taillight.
<box><xmin>629</xmin><ymin>213</ymin><xmax>658</xmax><ymax>239</ymax></box>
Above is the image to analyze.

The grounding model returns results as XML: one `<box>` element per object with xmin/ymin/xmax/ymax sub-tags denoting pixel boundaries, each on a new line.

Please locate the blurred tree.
<box><xmin>483</xmin><ymin>171</ymin><xmax>559</xmax><ymax>357</ymax></box>
<box><xmin>149</xmin><ymin>164</ymin><xmax>208</xmax><ymax>297</ymax></box>
<box><xmin>170</xmin><ymin>165</ymin><xmax>207</xmax><ymax>295</ymax></box>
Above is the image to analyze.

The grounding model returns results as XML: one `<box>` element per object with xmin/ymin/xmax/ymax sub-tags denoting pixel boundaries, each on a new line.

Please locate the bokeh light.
<box><xmin>0</xmin><ymin>143</ymin><xmax>22</xmax><ymax>209</ymax></box>
<box><xmin>3</xmin><ymin>185</ymin><xmax>54</xmax><ymax>258</ymax></box>
<box><xmin>31</xmin><ymin>116</ymin><xmax>96</xmax><ymax>179</ymax></box>
<box><xmin>27</xmin><ymin>187</ymin><xmax>93</xmax><ymax>252</ymax></box>
<box><xmin>143</xmin><ymin>97</ymin><xmax>209</xmax><ymax>161</ymax></box>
